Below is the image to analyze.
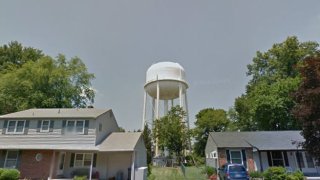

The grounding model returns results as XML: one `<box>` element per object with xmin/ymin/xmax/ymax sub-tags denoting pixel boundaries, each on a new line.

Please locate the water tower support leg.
<box><xmin>142</xmin><ymin>92</ymin><xmax>147</xmax><ymax>131</ymax></box>
<box><xmin>164</xmin><ymin>100</ymin><xmax>168</xmax><ymax>115</ymax></box>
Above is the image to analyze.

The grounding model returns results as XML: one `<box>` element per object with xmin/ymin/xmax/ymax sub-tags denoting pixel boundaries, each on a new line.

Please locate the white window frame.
<box><xmin>66</xmin><ymin>120</ymin><xmax>85</xmax><ymax>134</ymax></box>
<box><xmin>229</xmin><ymin>150</ymin><xmax>243</xmax><ymax>164</ymax></box>
<box><xmin>40</xmin><ymin>120</ymin><xmax>51</xmax><ymax>132</ymax></box>
<box><xmin>4</xmin><ymin>150</ymin><xmax>19</xmax><ymax>168</ymax></box>
<box><xmin>74</xmin><ymin>153</ymin><xmax>93</xmax><ymax>167</ymax></box>
<box><xmin>6</xmin><ymin>120</ymin><xmax>26</xmax><ymax>134</ymax></box>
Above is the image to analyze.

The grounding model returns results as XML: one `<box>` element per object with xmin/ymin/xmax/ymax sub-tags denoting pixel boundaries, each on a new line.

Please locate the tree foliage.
<box><xmin>0</xmin><ymin>42</ymin><xmax>95</xmax><ymax>114</ymax></box>
<box><xmin>193</xmin><ymin>108</ymin><xmax>229</xmax><ymax>156</ymax></box>
<box><xmin>143</xmin><ymin>123</ymin><xmax>152</xmax><ymax>164</ymax></box>
<box><xmin>292</xmin><ymin>55</ymin><xmax>320</xmax><ymax>161</ymax></box>
<box><xmin>153</xmin><ymin>106</ymin><xmax>189</xmax><ymax>158</ymax></box>
<box><xmin>233</xmin><ymin>36</ymin><xmax>319</xmax><ymax>131</ymax></box>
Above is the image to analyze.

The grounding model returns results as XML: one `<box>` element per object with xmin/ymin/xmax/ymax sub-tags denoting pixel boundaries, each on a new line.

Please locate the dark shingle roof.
<box><xmin>209</xmin><ymin>131</ymin><xmax>304</xmax><ymax>150</ymax></box>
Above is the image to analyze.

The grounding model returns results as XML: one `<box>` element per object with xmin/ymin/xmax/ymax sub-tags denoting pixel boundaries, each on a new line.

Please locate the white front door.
<box><xmin>56</xmin><ymin>152</ymin><xmax>66</xmax><ymax>175</ymax></box>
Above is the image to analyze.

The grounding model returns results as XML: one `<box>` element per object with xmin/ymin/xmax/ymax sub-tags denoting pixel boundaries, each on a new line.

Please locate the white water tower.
<box><xmin>142</xmin><ymin>62</ymin><xmax>190</xmax><ymax>156</ymax></box>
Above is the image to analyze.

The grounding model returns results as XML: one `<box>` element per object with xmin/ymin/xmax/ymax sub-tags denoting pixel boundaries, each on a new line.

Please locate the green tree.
<box><xmin>0</xmin><ymin>41</ymin><xmax>43</xmax><ymax>72</ymax></box>
<box><xmin>153</xmin><ymin>106</ymin><xmax>189</xmax><ymax>160</ymax></box>
<box><xmin>292</xmin><ymin>55</ymin><xmax>320</xmax><ymax>161</ymax></box>
<box><xmin>0</xmin><ymin>42</ymin><xmax>95</xmax><ymax>114</ymax></box>
<box><xmin>193</xmin><ymin>108</ymin><xmax>229</xmax><ymax>156</ymax></box>
<box><xmin>143</xmin><ymin>123</ymin><xmax>152</xmax><ymax>164</ymax></box>
<box><xmin>234</xmin><ymin>36</ymin><xmax>319</xmax><ymax>130</ymax></box>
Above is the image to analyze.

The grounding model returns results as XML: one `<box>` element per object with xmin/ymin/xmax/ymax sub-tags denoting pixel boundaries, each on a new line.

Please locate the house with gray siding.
<box><xmin>0</xmin><ymin>108</ymin><xmax>147</xmax><ymax>180</ymax></box>
<box><xmin>205</xmin><ymin>131</ymin><xmax>319</xmax><ymax>176</ymax></box>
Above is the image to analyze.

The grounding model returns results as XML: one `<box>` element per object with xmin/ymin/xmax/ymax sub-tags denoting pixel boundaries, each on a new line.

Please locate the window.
<box><xmin>230</xmin><ymin>150</ymin><xmax>242</xmax><ymax>164</ymax></box>
<box><xmin>40</xmin><ymin>120</ymin><xmax>50</xmax><ymax>132</ymax></box>
<box><xmin>74</xmin><ymin>153</ymin><xmax>93</xmax><ymax>167</ymax></box>
<box><xmin>66</xmin><ymin>120</ymin><xmax>85</xmax><ymax>134</ymax></box>
<box><xmin>6</xmin><ymin>120</ymin><xmax>25</xmax><ymax>134</ymax></box>
<box><xmin>4</xmin><ymin>151</ymin><xmax>19</xmax><ymax>168</ymax></box>
<box><xmin>305</xmin><ymin>153</ymin><xmax>315</xmax><ymax>168</ymax></box>
<box><xmin>271</xmin><ymin>151</ymin><xmax>284</xmax><ymax>166</ymax></box>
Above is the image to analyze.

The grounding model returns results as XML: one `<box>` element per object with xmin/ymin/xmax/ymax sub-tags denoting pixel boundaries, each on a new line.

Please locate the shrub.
<box><xmin>263</xmin><ymin>167</ymin><xmax>287</xmax><ymax>180</ymax></box>
<box><xmin>0</xmin><ymin>169</ymin><xmax>4</xmax><ymax>176</ymax></box>
<box><xmin>250</xmin><ymin>171</ymin><xmax>263</xmax><ymax>178</ymax></box>
<box><xmin>201</xmin><ymin>166</ymin><xmax>216</xmax><ymax>176</ymax></box>
<box><xmin>0</xmin><ymin>169</ymin><xmax>20</xmax><ymax>180</ymax></box>
<box><xmin>287</xmin><ymin>170</ymin><xmax>304</xmax><ymax>180</ymax></box>
<box><xmin>73</xmin><ymin>176</ymin><xmax>87</xmax><ymax>180</ymax></box>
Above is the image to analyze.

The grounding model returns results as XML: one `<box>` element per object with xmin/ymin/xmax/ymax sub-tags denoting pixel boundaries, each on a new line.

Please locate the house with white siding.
<box><xmin>205</xmin><ymin>131</ymin><xmax>320</xmax><ymax>176</ymax></box>
<box><xmin>0</xmin><ymin>108</ymin><xmax>147</xmax><ymax>180</ymax></box>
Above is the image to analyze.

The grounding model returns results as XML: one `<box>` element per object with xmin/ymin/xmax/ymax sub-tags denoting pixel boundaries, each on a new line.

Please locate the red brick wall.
<box><xmin>218</xmin><ymin>148</ymin><xmax>227</xmax><ymax>167</ymax></box>
<box><xmin>245</xmin><ymin>148</ymin><xmax>255</xmax><ymax>172</ymax></box>
<box><xmin>19</xmin><ymin>150</ymin><xmax>53</xmax><ymax>179</ymax></box>
<box><xmin>218</xmin><ymin>148</ymin><xmax>256</xmax><ymax>172</ymax></box>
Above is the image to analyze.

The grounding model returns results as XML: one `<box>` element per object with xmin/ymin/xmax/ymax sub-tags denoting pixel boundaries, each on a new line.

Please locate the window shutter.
<box><xmin>70</xmin><ymin>153</ymin><xmax>75</xmax><ymax>167</ymax></box>
<box><xmin>226</xmin><ymin>150</ymin><xmax>230</xmax><ymax>163</ymax></box>
<box><xmin>0</xmin><ymin>150</ymin><xmax>7</xmax><ymax>167</ymax></box>
<box><xmin>62</xmin><ymin>120</ymin><xmax>66</xmax><ymax>134</ymax></box>
<box><xmin>24</xmin><ymin>120</ymin><xmax>30</xmax><ymax>135</ymax></box>
<box><xmin>283</xmin><ymin>151</ymin><xmax>289</xmax><ymax>166</ymax></box>
<box><xmin>267</xmin><ymin>151</ymin><xmax>272</xmax><ymax>166</ymax></box>
<box><xmin>93</xmin><ymin>153</ymin><xmax>97</xmax><ymax>167</ymax></box>
<box><xmin>16</xmin><ymin>151</ymin><xmax>22</xmax><ymax>168</ymax></box>
<box><xmin>2</xmin><ymin>120</ymin><xmax>8</xmax><ymax>134</ymax></box>
<box><xmin>242</xmin><ymin>149</ymin><xmax>247</xmax><ymax>168</ymax></box>
<box><xmin>37</xmin><ymin>120</ymin><xmax>41</xmax><ymax>132</ymax></box>
<box><xmin>49</xmin><ymin>120</ymin><xmax>54</xmax><ymax>132</ymax></box>
<box><xmin>84</xmin><ymin>120</ymin><xmax>89</xmax><ymax>135</ymax></box>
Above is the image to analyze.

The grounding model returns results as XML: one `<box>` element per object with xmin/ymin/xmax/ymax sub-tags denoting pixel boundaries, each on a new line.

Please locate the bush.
<box><xmin>201</xmin><ymin>166</ymin><xmax>216</xmax><ymax>176</ymax></box>
<box><xmin>287</xmin><ymin>170</ymin><xmax>304</xmax><ymax>180</ymax></box>
<box><xmin>250</xmin><ymin>171</ymin><xmax>263</xmax><ymax>178</ymax></box>
<box><xmin>0</xmin><ymin>169</ymin><xmax>4</xmax><ymax>176</ymax></box>
<box><xmin>0</xmin><ymin>169</ymin><xmax>20</xmax><ymax>180</ymax></box>
<box><xmin>263</xmin><ymin>167</ymin><xmax>287</xmax><ymax>180</ymax></box>
<box><xmin>73</xmin><ymin>176</ymin><xmax>87</xmax><ymax>180</ymax></box>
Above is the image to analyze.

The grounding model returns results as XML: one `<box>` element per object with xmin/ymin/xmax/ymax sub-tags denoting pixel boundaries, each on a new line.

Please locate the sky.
<box><xmin>0</xmin><ymin>0</ymin><xmax>319</xmax><ymax>131</ymax></box>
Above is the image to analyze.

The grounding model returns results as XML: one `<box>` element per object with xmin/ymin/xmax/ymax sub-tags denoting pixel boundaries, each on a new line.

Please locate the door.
<box><xmin>56</xmin><ymin>152</ymin><xmax>66</xmax><ymax>175</ymax></box>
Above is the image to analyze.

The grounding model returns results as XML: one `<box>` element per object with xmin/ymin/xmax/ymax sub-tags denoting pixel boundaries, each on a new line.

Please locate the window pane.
<box><xmin>42</xmin><ymin>121</ymin><xmax>49</xmax><ymax>131</ymax></box>
<box><xmin>232</xmin><ymin>158</ymin><xmax>242</xmax><ymax>164</ymax></box>
<box><xmin>231</xmin><ymin>151</ymin><xmax>241</xmax><ymax>159</ymax></box>
<box><xmin>67</xmin><ymin>121</ymin><xmax>75</xmax><ymax>132</ymax></box>
<box><xmin>229</xmin><ymin>165</ymin><xmax>246</xmax><ymax>172</ymax></box>
<box><xmin>272</xmin><ymin>151</ymin><xmax>282</xmax><ymax>159</ymax></box>
<box><xmin>84</xmin><ymin>154</ymin><xmax>92</xmax><ymax>161</ymax></box>
<box><xmin>76</xmin><ymin>121</ymin><xmax>84</xmax><ymax>133</ymax></box>
<box><xmin>75</xmin><ymin>154</ymin><xmax>83</xmax><ymax>161</ymax></box>
<box><xmin>7</xmin><ymin>121</ymin><xmax>16</xmax><ymax>132</ymax></box>
<box><xmin>7</xmin><ymin>151</ymin><xmax>18</xmax><ymax>159</ymax></box>
<box><xmin>273</xmin><ymin>160</ymin><xmax>284</xmax><ymax>166</ymax></box>
<box><xmin>5</xmin><ymin>160</ymin><xmax>17</xmax><ymax>168</ymax></box>
<box><xmin>16</xmin><ymin>121</ymin><xmax>25</xmax><ymax>132</ymax></box>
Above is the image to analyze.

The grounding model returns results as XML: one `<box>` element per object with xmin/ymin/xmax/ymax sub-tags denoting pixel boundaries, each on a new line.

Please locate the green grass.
<box><xmin>148</xmin><ymin>166</ymin><xmax>207</xmax><ymax>180</ymax></box>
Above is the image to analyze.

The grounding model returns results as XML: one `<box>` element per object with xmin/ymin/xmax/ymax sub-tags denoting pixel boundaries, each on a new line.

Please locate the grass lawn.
<box><xmin>149</xmin><ymin>166</ymin><xmax>208</xmax><ymax>180</ymax></box>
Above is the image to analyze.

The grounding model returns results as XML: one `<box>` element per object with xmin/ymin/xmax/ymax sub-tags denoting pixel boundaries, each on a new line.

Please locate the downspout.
<box><xmin>89</xmin><ymin>153</ymin><xmax>94</xmax><ymax>180</ymax></box>
<box><xmin>131</xmin><ymin>151</ymin><xmax>135</xmax><ymax>180</ymax></box>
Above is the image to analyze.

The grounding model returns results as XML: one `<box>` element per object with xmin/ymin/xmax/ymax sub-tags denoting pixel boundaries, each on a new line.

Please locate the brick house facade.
<box><xmin>205</xmin><ymin>131</ymin><xmax>319</xmax><ymax>176</ymax></box>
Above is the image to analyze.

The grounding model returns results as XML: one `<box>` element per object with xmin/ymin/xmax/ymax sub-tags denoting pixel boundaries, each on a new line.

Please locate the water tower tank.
<box><xmin>144</xmin><ymin>62</ymin><xmax>188</xmax><ymax>100</ymax></box>
<box><xmin>142</xmin><ymin>62</ymin><xmax>191</xmax><ymax>156</ymax></box>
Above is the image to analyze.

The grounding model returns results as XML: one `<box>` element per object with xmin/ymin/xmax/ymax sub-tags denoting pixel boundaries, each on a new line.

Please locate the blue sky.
<box><xmin>1</xmin><ymin>0</ymin><xmax>319</xmax><ymax>130</ymax></box>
